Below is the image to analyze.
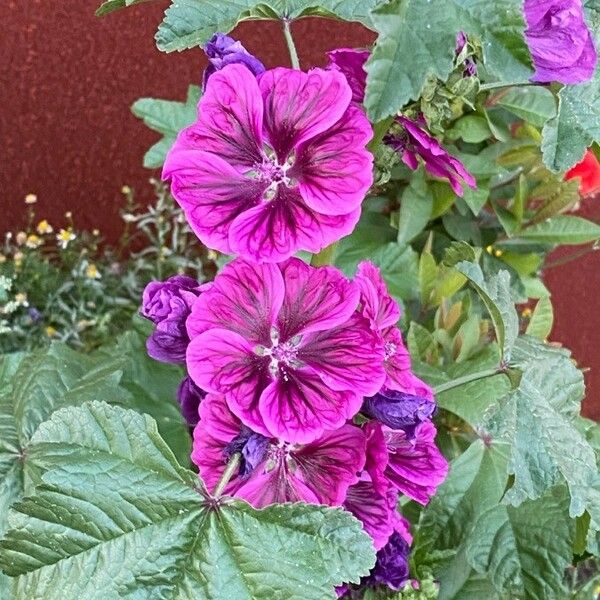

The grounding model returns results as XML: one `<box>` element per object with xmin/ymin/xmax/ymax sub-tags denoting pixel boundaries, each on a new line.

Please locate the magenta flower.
<box><xmin>355</xmin><ymin>261</ymin><xmax>434</xmax><ymax>397</ymax></box>
<box><xmin>186</xmin><ymin>258</ymin><xmax>385</xmax><ymax>443</ymax></box>
<box><xmin>384</xmin><ymin>421</ymin><xmax>448</xmax><ymax>505</ymax></box>
<box><xmin>327</xmin><ymin>48</ymin><xmax>370</xmax><ymax>103</ymax></box>
<box><xmin>192</xmin><ymin>394</ymin><xmax>366</xmax><ymax>506</ymax></box>
<box><xmin>524</xmin><ymin>0</ymin><xmax>597</xmax><ymax>84</ymax></box>
<box><xmin>385</xmin><ymin>116</ymin><xmax>476</xmax><ymax>197</ymax></box>
<box><xmin>202</xmin><ymin>33</ymin><xmax>265</xmax><ymax>88</ymax></box>
<box><xmin>163</xmin><ymin>64</ymin><xmax>373</xmax><ymax>263</ymax></box>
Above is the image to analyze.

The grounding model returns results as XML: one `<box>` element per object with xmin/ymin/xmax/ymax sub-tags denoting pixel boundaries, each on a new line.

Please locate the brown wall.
<box><xmin>1</xmin><ymin>1</ymin><xmax>599</xmax><ymax>418</ymax></box>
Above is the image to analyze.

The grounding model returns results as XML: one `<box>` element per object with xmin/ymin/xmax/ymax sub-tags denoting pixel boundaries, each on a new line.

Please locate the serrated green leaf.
<box><xmin>0</xmin><ymin>402</ymin><xmax>375</xmax><ymax>599</ymax></box>
<box><xmin>364</xmin><ymin>0</ymin><xmax>532</xmax><ymax>121</ymax></box>
<box><xmin>95</xmin><ymin>0</ymin><xmax>153</xmax><ymax>16</ymax></box>
<box><xmin>131</xmin><ymin>85</ymin><xmax>200</xmax><ymax>168</ymax></box>
<box><xmin>397</xmin><ymin>171</ymin><xmax>433</xmax><ymax>245</ymax></box>
<box><xmin>525</xmin><ymin>295</ymin><xmax>554</xmax><ymax>340</ymax></box>
<box><xmin>518</xmin><ymin>215</ymin><xmax>600</xmax><ymax>245</ymax></box>
<box><xmin>466</xmin><ymin>486</ymin><xmax>574</xmax><ymax>599</ymax></box>
<box><xmin>155</xmin><ymin>0</ymin><xmax>381</xmax><ymax>52</ymax></box>
<box><xmin>494</xmin><ymin>86</ymin><xmax>557</xmax><ymax>128</ymax></box>
<box><xmin>455</xmin><ymin>262</ymin><xmax>519</xmax><ymax>361</ymax></box>
<box><xmin>542</xmin><ymin>70</ymin><xmax>600</xmax><ymax>171</ymax></box>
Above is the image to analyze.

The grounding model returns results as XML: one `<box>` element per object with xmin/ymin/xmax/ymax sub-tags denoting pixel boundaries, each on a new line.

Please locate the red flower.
<box><xmin>565</xmin><ymin>150</ymin><xmax>600</xmax><ymax>196</ymax></box>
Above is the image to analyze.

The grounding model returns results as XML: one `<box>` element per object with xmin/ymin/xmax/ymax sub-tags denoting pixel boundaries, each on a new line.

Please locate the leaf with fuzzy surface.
<box><xmin>155</xmin><ymin>0</ymin><xmax>382</xmax><ymax>52</ymax></box>
<box><xmin>0</xmin><ymin>402</ymin><xmax>375</xmax><ymax>599</ymax></box>
<box><xmin>364</xmin><ymin>0</ymin><xmax>533</xmax><ymax>121</ymax></box>
<box><xmin>131</xmin><ymin>85</ymin><xmax>200</xmax><ymax>168</ymax></box>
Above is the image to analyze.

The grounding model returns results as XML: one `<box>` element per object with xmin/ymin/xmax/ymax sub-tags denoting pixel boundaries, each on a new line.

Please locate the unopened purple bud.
<box><xmin>366</xmin><ymin>531</ymin><xmax>411</xmax><ymax>591</ymax></box>
<box><xmin>203</xmin><ymin>33</ymin><xmax>265</xmax><ymax>88</ymax></box>
<box><xmin>363</xmin><ymin>390</ymin><xmax>435</xmax><ymax>438</ymax></box>
<box><xmin>176</xmin><ymin>376</ymin><xmax>205</xmax><ymax>426</ymax></box>
<box><xmin>225</xmin><ymin>426</ymin><xmax>269</xmax><ymax>477</ymax></box>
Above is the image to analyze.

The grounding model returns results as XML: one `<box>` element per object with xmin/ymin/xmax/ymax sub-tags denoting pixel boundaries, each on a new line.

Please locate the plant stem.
<box><xmin>311</xmin><ymin>242</ymin><xmax>338</xmax><ymax>266</ymax></box>
<box><xmin>543</xmin><ymin>242</ymin><xmax>600</xmax><ymax>269</ymax></box>
<box><xmin>213</xmin><ymin>453</ymin><xmax>241</xmax><ymax>498</ymax></box>
<box><xmin>434</xmin><ymin>367</ymin><xmax>505</xmax><ymax>394</ymax></box>
<box><xmin>282</xmin><ymin>19</ymin><xmax>300</xmax><ymax>69</ymax></box>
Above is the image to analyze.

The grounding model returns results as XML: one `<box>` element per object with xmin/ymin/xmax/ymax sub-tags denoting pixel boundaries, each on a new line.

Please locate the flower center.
<box><xmin>384</xmin><ymin>341</ymin><xmax>397</xmax><ymax>360</ymax></box>
<box><xmin>247</xmin><ymin>148</ymin><xmax>296</xmax><ymax>201</ymax></box>
<box><xmin>255</xmin><ymin>327</ymin><xmax>303</xmax><ymax>379</ymax></box>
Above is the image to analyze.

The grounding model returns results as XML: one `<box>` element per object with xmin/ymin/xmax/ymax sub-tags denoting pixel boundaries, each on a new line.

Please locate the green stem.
<box><xmin>543</xmin><ymin>242</ymin><xmax>600</xmax><ymax>269</ymax></box>
<box><xmin>311</xmin><ymin>242</ymin><xmax>338</xmax><ymax>266</ymax></box>
<box><xmin>213</xmin><ymin>453</ymin><xmax>241</xmax><ymax>498</ymax></box>
<box><xmin>282</xmin><ymin>20</ymin><xmax>300</xmax><ymax>69</ymax></box>
<box><xmin>434</xmin><ymin>367</ymin><xmax>504</xmax><ymax>395</ymax></box>
<box><xmin>479</xmin><ymin>80</ymin><xmax>533</xmax><ymax>91</ymax></box>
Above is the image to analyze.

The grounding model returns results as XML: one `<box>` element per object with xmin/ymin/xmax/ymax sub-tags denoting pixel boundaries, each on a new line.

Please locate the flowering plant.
<box><xmin>2</xmin><ymin>1</ymin><xmax>600</xmax><ymax>599</ymax></box>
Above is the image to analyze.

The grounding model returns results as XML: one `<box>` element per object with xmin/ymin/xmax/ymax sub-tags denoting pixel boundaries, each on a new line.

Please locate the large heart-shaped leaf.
<box><xmin>0</xmin><ymin>402</ymin><xmax>375</xmax><ymax>599</ymax></box>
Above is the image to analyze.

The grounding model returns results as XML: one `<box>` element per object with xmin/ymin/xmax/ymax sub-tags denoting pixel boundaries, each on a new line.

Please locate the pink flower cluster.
<box><xmin>143</xmin><ymin>39</ymin><xmax>450</xmax><ymax>594</ymax></box>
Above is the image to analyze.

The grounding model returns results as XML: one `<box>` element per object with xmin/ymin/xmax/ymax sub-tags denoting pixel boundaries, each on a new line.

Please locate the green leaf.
<box><xmin>106</xmin><ymin>331</ymin><xmax>191</xmax><ymax>465</ymax></box>
<box><xmin>447</xmin><ymin>116</ymin><xmax>492</xmax><ymax>144</ymax></box>
<box><xmin>397</xmin><ymin>171</ymin><xmax>434</xmax><ymax>245</ymax></box>
<box><xmin>493</xmin><ymin>86</ymin><xmax>557</xmax><ymax>128</ymax></box>
<box><xmin>419</xmin><ymin>251</ymin><xmax>438</xmax><ymax>307</ymax></box>
<box><xmin>155</xmin><ymin>0</ymin><xmax>381</xmax><ymax>52</ymax></box>
<box><xmin>0</xmin><ymin>402</ymin><xmax>375</xmax><ymax>599</ymax></box>
<box><xmin>518</xmin><ymin>215</ymin><xmax>600</xmax><ymax>245</ymax></box>
<box><xmin>462</xmin><ymin>187</ymin><xmax>490</xmax><ymax>217</ymax></box>
<box><xmin>131</xmin><ymin>85</ymin><xmax>200</xmax><ymax>168</ymax></box>
<box><xmin>525</xmin><ymin>295</ymin><xmax>554</xmax><ymax>340</ymax></box>
<box><xmin>485</xmin><ymin>359</ymin><xmax>595</xmax><ymax>515</ymax></box>
<box><xmin>95</xmin><ymin>0</ymin><xmax>153</xmax><ymax>16</ymax></box>
<box><xmin>466</xmin><ymin>486</ymin><xmax>575</xmax><ymax>599</ymax></box>
<box><xmin>541</xmin><ymin>71</ymin><xmax>600</xmax><ymax>171</ymax></box>
<box><xmin>455</xmin><ymin>262</ymin><xmax>519</xmax><ymax>361</ymax></box>
<box><xmin>364</xmin><ymin>0</ymin><xmax>532</xmax><ymax>121</ymax></box>
<box><xmin>443</xmin><ymin>241</ymin><xmax>477</xmax><ymax>268</ymax></box>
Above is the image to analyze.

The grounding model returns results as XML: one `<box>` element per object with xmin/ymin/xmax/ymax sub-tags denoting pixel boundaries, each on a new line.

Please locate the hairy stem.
<box><xmin>282</xmin><ymin>19</ymin><xmax>300</xmax><ymax>69</ymax></box>
<box><xmin>434</xmin><ymin>367</ymin><xmax>505</xmax><ymax>394</ymax></box>
<box><xmin>311</xmin><ymin>242</ymin><xmax>338</xmax><ymax>266</ymax></box>
<box><xmin>213</xmin><ymin>453</ymin><xmax>241</xmax><ymax>498</ymax></box>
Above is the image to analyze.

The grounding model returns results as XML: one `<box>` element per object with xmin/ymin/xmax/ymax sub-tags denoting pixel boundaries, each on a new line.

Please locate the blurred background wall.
<box><xmin>1</xmin><ymin>0</ymin><xmax>599</xmax><ymax>417</ymax></box>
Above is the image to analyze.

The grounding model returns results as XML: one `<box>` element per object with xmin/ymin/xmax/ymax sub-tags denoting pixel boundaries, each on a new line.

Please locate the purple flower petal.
<box><xmin>259</xmin><ymin>67</ymin><xmax>352</xmax><ymax>161</ymax></box>
<box><xmin>327</xmin><ymin>48</ymin><xmax>370</xmax><ymax>103</ymax></box>
<box><xmin>186</xmin><ymin>259</ymin><xmax>284</xmax><ymax>345</ymax></box>
<box><xmin>278</xmin><ymin>258</ymin><xmax>360</xmax><ymax>339</ymax></box>
<box><xmin>365</xmin><ymin>531</ymin><xmax>411</xmax><ymax>591</ymax></box>
<box><xmin>355</xmin><ymin>261</ymin><xmax>401</xmax><ymax>331</ymax></box>
<box><xmin>293</xmin><ymin>104</ymin><xmax>373</xmax><ymax>215</ymax></box>
<box><xmin>384</xmin><ymin>421</ymin><xmax>448</xmax><ymax>505</ymax></box>
<box><xmin>177</xmin><ymin>376</ymin><xmax>206</xmax><ymax>426</ymax></box>
<box><xmin>525</xmin><ymin>0</ymin><xmax>597</xmax><ymax>84</ymax></box>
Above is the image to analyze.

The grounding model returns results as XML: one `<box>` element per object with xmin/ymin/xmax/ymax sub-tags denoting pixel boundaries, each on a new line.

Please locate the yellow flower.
<box><xmin>15</xmin><ymin>231</ymin><xmax>27</xmax><ymax>246</ymax></box>
<box><xmin>25</xmin><ymin>234</ymin><xmax>42</xmax><ymax>249</ymax></box>
<box><xmin>36</xmin><ymin>219</ymin><xmax>53</xmax><ymax>234</ymax></box>
<box><xmin>24</xmin><ymin>193</ymin><xmax>37</xmax><ymax>205</ymax></box>
<box><xmin>207</xmin><ymin>250</ymin><xmax>218</xmax><ymax>261</ymax></box>
<box><xmin>45</xmin><ymin>325</ymin><xmax>57</xmax><ymax>337</ymax></box>
<box><xmin>521</xmin><ymin>307</ymin><xmax>533</xmax><ymax>318</ymax></box>
<box><xmin>485</xmin><ymin>245</ymin><xmax>493</xmax><ymax>254</ymax></box>
<box><xmin>56</xmin><ymin>228</ymin><xmax>76</xmax><ymax>249</ymax></box>
<box><xmin>13</xmin><ymin>251</ymin><xmax>23</xmax><ymax>268</ymax></box>
<box><xmin>494</xmin><ymin>249</ymin><xmax>503</xmax><ymax>257</ymax></box>
<box><xmin>85</xmin><ymin>264</ymin><xmax>101</xmax><ymax>280</ymax></box>
<box><xmin>121</xmin><ymin>185</ymin><xmax>131</xmax><ymax>194</ymax></box>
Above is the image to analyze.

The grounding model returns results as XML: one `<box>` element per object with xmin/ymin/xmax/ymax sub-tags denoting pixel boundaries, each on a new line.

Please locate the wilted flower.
<box><xmin>164</xmin><ymin>64</ymin><xmax>373</xmax><ymax>263</ymax></box>
<box><xmin>455</xmin><ymin>31</ymin><xmax>477</xmax><ymax>77</ymax></box>
<box><xmin>56</xmin><ymin>228</ymin><xmax>76</xmax><ymax>249</ymax></box>
<box><xmin>327</xmin><ymin>48</ymin><xmax>370</xmax><ymax>103</ymax></box>
<box><xmin>565</xmin><ymin>149</ymin><xmax>600</xmax><ymax>196</ymax></box>
<box><xmin>192</xmin><ymin>394</ymin><xmax>366</xmax><ymax>506</ymax></box>
<box><xmin>202</xmin><ymin>33</ymin><xmax>265</xmax><ymax>88</ymax></box>
<box><xmin>524</xmin><ymin>0</ymin><xmax>597</xmax><ymax>84</ymax></box>
<box><xmin>141</xmin><ymin>275</ymin><xmax>203</xmax><ymax>364</ymax></box>
<box><xmin>385</xmin><ymin>116</ymin><xmax>476</xmax><ymax>197</ymax></box>
<box><xmin>15</xmin><ymin>231</ymin><xmax>27</xmax><ymax>246</ymax></box>
<box><xmin>186</xmin><ymin>258</ymin><xmax>385</xmax><ymax>443</ymax></box>
<box><xmin>36</xmin><ymin>220</ymin><xmax>53</xmax><ymax>235</ymax></box>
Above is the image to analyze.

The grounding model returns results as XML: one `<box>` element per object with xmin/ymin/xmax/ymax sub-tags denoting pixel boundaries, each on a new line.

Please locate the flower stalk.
<box><xmin>282</xmin><ymin>19</ymin><xmax>300</xmax><ymax>69</ymax></box>
<box><xmin>213</xmin><ymin>452</ymin><xmax>241</xmax><ymax>498</ymax></box>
